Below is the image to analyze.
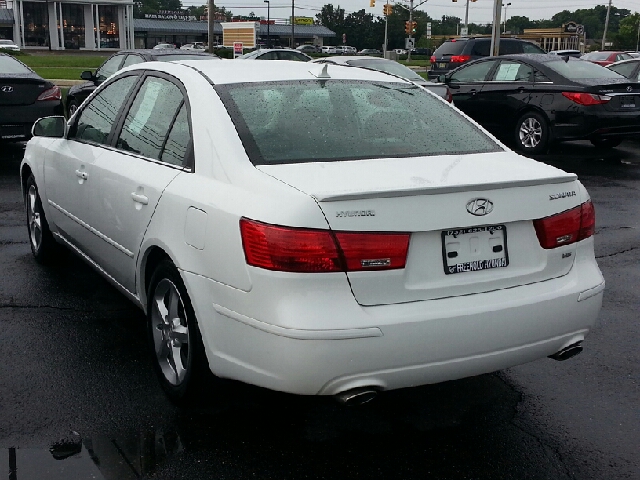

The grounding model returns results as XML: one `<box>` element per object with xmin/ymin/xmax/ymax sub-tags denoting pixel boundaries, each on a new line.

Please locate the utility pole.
<box><xmin>636</xmin><ymin>17</ymin><xmax>639</xmax><ymax>52</ymax></box>
<box><xmin>464</xmin><ymin>0</ymin><xmax>470</xmax><ymax>30</ymax></box>
<box><xmin>489</xmin><ymin>0</ymin><xmax>502</xmax><ymax>57</ymax></box>
<box><xmin>601</xmin><ymin>0</ymin><xmax>612</xmax><ymax>51</ymax></box>
<box><xmin>407</xmin><ymin>0</ymin><xmax>414</xmax><ymax>61</ymax></box>
<box><xmin>384</xmin><ymin>1</ymin><xmax>389</xmax><ymax>56</ymax></box>
<box><xmin>291</xmin><ymin>0</ymin><xmax>295</xmax><ymax>48</ymax></box>
<box><xmin>208</xmin><ymin>0</ymin><xmax>214</xmax><ymax>52</ymax></box>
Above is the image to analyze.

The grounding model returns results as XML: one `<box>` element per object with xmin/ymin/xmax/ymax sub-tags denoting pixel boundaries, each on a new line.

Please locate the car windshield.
<box><xmin>347</xmin><ymin>59</ymin><xmax>424</xmax><ymax>81</ymax></box>
<box><xmin>216</xmin><ymin>80</ymin><xmax>500</xmax><ymax>165</ymax></box>
<box><xmin>546</xmin><ymin>58</ymin><xmax>624</xmax><ymax>79</ymax></box>
<box><xmin>0</xmin><ymin>55</ymin><xmax>32</xmax><ymax>74</ymax></box>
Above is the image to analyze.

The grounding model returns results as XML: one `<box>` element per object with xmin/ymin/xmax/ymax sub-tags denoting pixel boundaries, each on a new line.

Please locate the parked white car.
<box><xmin>21</xmin><ymin>60</ymin><xmax>604</xmax><ymax>405</ymax></box>
<box><xmin>320</xmin><ymin>45</ymin><xmax>337</xmax><ymax>54</ymax></box>
<box><xmin>0</xmin><ymin>39</ymin><xmax>20</xmax><ymax>52</ymax></box>
<box><xmin>180</xmin><ymin>42</ymin><xmax>206</xmax><ymax>51</ymax></box>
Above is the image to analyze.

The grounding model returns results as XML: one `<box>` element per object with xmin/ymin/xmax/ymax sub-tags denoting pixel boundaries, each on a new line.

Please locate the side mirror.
<box><xmin>80</xmin><ymin>70</ymin><xmax>94</xmax><ymax>81</ymax></box>
<box><xmin>437</xmin><ymin>74</ymin><xmax>447</xmax><ymax>84</ymax></box>
<box><xmin>32</xmin><ymin>116</ymin><xmax>66</xmax><ymax>138</ymax></box>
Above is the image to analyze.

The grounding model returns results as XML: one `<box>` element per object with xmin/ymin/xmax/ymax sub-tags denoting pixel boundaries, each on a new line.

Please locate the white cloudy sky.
<box><xmin>186</xmin><ymin>0</ymin><xmax>639</xmax><ymax>24</ymax></box>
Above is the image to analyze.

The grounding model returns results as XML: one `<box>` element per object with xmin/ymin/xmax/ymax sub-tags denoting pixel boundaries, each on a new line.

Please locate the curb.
<box><xmin>51</xmin><ymin>79</ymin><xmax>85</xmax><ymax>87</ymax></box>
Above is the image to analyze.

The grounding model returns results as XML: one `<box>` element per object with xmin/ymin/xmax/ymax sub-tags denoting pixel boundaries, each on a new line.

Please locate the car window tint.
<box><xmin>450</xmin><ymin>60</ymin><xmax>496</xmax><ymax>82</ymax></box>
<box><xmin>161</xmin><ymin>104</ymin><xmax>191</xmax><ymax>166</ymax></box>
<box><xmin>435</xmin><ymin>41</ymin><xmax>468</xmax><ymax>56</ymax></box>
<box><xmin>521</xmin><ymin>42</ymin><xmax>545</xmax><ymax>54</ymax></box>
<box><xmin>95</xmin><ymin>55</ymin><xmax>125</xmax><ymax>82</ymax></box>
<box><xmin>470</xmin><ymin>41</ymin><xmax>490</xmax><ymax>56</ymax></box>
<box><xmin>609</xmin><ymin>62</ymin><xmax>636</xmax><ymax>78</ymax></box>
<box><xmin>534</xmin><ymin>70</ymin><xmax>551</xmax><ymax>82</ymax></box>
<box><xmin>258</xmin><ymin>52</ymin><xmax>278</xmax><ymax>60</ymax></box>
<box><xmin>499</xmin><ymin>41</ymin><xmax>520</xmax><ymax>55</ymax></box>
<box><xmin>74</xmin><ymin>75</ymin><xmax>138</xmax><ymax>145</ymax></box>
<box><xmin>494</xmin><ymin>61</ymin><xmax>532</xmax><ymax>82</ymax></box>
<box><xmin>116</xmin><ymin>76</ymin><xmax>185</xmax><ymax>161</ymax></box>
<box><xmin>122</xmin><ymin>54</ymin><xmax>144</xmax><ymax>67</ymax></box>
<box><xmin>217</xmin><ymin>80</ymin><xmax>500</xmax><ymax>165</ymax></box>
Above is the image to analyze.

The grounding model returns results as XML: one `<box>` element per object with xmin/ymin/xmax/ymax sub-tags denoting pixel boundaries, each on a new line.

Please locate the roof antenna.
<box><xmin>310</xmin><ymin>64</ymin><xmax>331</xmax><ymax>79</ymax></box>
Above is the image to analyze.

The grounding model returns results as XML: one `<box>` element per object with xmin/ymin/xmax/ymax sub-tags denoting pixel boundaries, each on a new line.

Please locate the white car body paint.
<box><xmin>21</xmin><ymin>60</ymin><xmax>604</xmax><ymax>397</ymax></box>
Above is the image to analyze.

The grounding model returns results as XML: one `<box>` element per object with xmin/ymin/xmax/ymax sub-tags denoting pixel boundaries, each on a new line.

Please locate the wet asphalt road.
<box><xmin>0</xmin><ymin>140</ymin><xmax>638</xmax><ymax>480</ymax></box>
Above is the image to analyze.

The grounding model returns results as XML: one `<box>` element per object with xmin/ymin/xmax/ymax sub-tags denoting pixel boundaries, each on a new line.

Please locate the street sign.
<box><xmin>405</xmin><ymin>38</ymin><xmax>415</xmax><ymax>49</ymax></box>
<box><xmin>426</xmin><ymin>22</ymin><xmax>432</xmax><ymax>39</ymax></box>
<box><xmin>233</xmin><ymin>42</ymin><xmax>243</xmax><ymax>58</ymax></box>
<box><xmin>460</xmin><ymin>26</ymin><xmax>468</xmax><ymax>36</ymax></box>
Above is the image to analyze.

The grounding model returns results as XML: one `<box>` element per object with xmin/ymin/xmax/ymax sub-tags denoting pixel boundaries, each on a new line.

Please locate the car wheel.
<box><xmin>25</xmin><ymin>174</ymin><xmax>57</xmax><ymax>263</ymax></box>
<box><xmin>67</xmin><ymin>99</ymin><xmax>79</xmax><ymax>118</ymax></box>
<box><xmin>590</xmin><ymin>138</ymin><xmax>622</xmax><ymax>149</ymax></box>
<box><xmin>515</xmin><ymin>111</ymin><xmax>549</xmax><ymax>154</ymax></box>
<box><xmin>147</xmin><ymin>260</ymin><xmax>209</xmax><ymax>404</ymax></box>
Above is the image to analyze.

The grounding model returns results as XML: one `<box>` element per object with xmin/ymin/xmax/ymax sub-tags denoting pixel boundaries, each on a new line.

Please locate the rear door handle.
<box><xmin>131</xmin><ymin>192</ymin><xmax>149</xmax><ymax>205</ymax></box>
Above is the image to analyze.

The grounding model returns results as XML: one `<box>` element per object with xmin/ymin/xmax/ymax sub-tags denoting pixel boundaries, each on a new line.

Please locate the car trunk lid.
<box><xmin>0</xmin><ymin>77</ymin><xmax>52</xmax><ymax>106</ymax></box>
<box><xmin>257</xmin><ymin>151</ymin><xmax>583</xmax><ymax>305</ymax></box>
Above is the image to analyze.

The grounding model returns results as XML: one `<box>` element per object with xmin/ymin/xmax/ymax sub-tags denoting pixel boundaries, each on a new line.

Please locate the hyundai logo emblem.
<box><xmin>1</xmin><ymin>86</ymin><xmax>14</xmax><ymax>93</ymax></box>
<box><xmin>627</xmin><ymin>86</ymin><xmax>633</xmax><ymax>92</ymax></box>
<box><xmin>466</xmin><ymin>198</ymin><xmax>494</xmax><ymax>216</ymax></box>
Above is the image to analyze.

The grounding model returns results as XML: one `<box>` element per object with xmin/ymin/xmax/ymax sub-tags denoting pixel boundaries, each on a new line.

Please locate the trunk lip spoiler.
<box><xmin>311</xmin><ymin>175</ymin><xmax>578</xmax><ymax>202</ymax></box>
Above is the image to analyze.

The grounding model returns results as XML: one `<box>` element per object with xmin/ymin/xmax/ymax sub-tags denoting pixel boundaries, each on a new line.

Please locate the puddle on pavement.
<box><xmin>2</xmin><ymin>429</ymin><xmax>184</xmax><ymax>480</ymax></box>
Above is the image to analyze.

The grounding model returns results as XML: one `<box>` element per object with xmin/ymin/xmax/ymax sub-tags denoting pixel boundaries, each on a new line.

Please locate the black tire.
<box><xmin>25</xmin><ymin>174</ymin><xmax>57</xmax><ymax>264</ymax></box>
<box><xmin>590</xmin><ymin>138</ymin><xmax>622</xmax><ymax>149</ymax></box>
<box><xmin>147</xmin><ymin>260</ymin><xmax>210</xmax><ymax>405</ymax></box>
<box><xmin>514</xmin><ymin>111</ymin><xmax>549</xmax><ymax>155</ymax></box>
<box><xmin>66</xmin><ymin>99</ymin><xmax>79</xmax><ymax>118</ymax></box>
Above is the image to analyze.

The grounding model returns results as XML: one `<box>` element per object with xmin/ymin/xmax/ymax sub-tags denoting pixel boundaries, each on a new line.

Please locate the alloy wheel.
<box><xmin>27</xmin><ymin>184</ymin><xmax>42</xmax><ymax>252</ymax></box>
<box><xmin>151</xmin><ymin>278</ymin><xmax>190</xmax><ymax>386</ymax></box>
<box><xmin>519</xmin><ymin>117</ymin><xmax>542</xmax><ymax>149</ymax></box>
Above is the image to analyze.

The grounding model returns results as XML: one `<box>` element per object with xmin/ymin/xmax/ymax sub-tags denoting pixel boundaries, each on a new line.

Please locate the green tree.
<box><xmin>316</xmin><ymin>4</ymin><xmax>346</xmax><ymax>45</ymax></box>
<box><xmin>616</xmin><ymin>13</ymin><xmax>640</xmax><ymax>50</ymax></box>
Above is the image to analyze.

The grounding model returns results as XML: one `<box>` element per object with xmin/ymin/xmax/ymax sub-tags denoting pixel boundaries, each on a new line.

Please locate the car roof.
<box><xmin>116</xmin><ymin>49</ymin><xmax>213</xmax><ymax>57</ymax></box>
<box><xmin>137</xmin><ymin>59</ymin><xmax>412</xmax><ymax>86</ymax></box>
<box><xmin>495</xmin><ymin>53</ymin><xmax>574</xmax><ymax>64</ymax></box>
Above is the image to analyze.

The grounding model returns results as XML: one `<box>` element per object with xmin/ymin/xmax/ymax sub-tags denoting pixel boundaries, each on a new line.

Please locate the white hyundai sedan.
<box><xmin>21</xmin><ymin>60</ymin><xmax>604</xmax><ymax>405</ymax></box>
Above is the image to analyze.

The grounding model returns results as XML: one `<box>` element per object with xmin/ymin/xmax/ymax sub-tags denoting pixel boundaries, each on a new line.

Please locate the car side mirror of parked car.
<box><xmin>437</xmin><ymin>74</ymin><xmax>447</xmax><ymax>84</ymax></box>
<box><xmin>80</xmin><ymin>70</ymin><xmax>94</xmax><ymax>81</ymax></box>
<box><xmin>32</xmin><ymin>116</ymin><xmax>66</xmax><ymax>138</ymax></box>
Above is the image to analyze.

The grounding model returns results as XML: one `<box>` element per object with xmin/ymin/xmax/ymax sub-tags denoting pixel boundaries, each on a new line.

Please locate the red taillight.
<box><xmin>533</xmin><ymin>201</ymin><xmax>595</xmax><ymax>249</ymax></box>
<box><xmin>450</xmin><ymin>55</ymin><xmax>471</xmax><ymax>63</ymax></box>
<box><xmin>430</xmin><ymin>55</ymin><xmax>436</xmax><ymax>64</ymax></box>
<box><xmin>445</xmin><ymin>87</ymin><xmax>453</xmax><ymax>103</ymax></box>
<box><xmin>240</xmin><ymin>218</ymin><xmax>409</xmax><ymax>273</ymax></box>
<box><xmin>37</xmin><ymin>86</ymin><xmax>61</xmax><ymax>101</ymax></box>
<box><xmin>561</xmin><ymin>92</ymin><xmax>611</xmax><ymax>106</ymax></box>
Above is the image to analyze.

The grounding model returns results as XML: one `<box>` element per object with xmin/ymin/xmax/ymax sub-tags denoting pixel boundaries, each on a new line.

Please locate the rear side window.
<box><xmin>450</xmin><ymin>60</ymin><xmax>497</xmax><ymax>82</ymax></box>
<box><xmin>217</xmin><ymin>80</ymin><xmax>500</xmax><ymax>165</ymax></box>
<box><xmin>95</xmin><ymin>55</ymin><xmax>125</xmax><ymax>82</ymax></box>
<box><xmin>522</xmin><ymin>42</ymin><xmax>545</xmax><ymax>54</ymax></box>
<box><xmin>499</xmin><ymin>41</ymin><xmax>521</xmax><ymax>55</ymax></box>
<box><xmin>471</xmin><ymin>41</ymin><xmax>490</xmax><ymax>56</ymax></box>
<box><xmin>493</xmin><ymin>61</ymin><xmax>533</xmax><ymax>82</ymax></box>
<box><xmin>434</xmin><ymin>41</ymin><xmax>467</xmax><ymax>56</ymax></box>
<box><xmin>608</xmin><ymin>62</ymin><xmax>636</xmax><ymax>78</ymax></box>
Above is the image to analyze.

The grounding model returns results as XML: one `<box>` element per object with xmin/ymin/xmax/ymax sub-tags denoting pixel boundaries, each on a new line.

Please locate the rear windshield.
<box><xmin>582</xmin><ymin>52</ymin><xmax>611</xmax><ymax>61</ymax></box>
<box><xmin>346</xmin><ymin>59</ymin><xmax>424</xmax><ymax>81</ymax></box>
<box><xmin>546</xmin><ymin>58</ymin><xmax>623</xmax><ymax>80</ymax></box>
<box><xmin>434</xmin><ymin>41</ymin><xmax>467</xmax><ymax>56</ymax></box>
<box><xmin>216</xmin><ymin>80</ymin><xmax>500</xmax><ymax>165</ymax></box>
<box><xmin>158</xmin><ymin>54</ymin><xmax>217</xmax><ymax>61</ymax></box>
<box><xmin>0</xmin><ymin>55</ymin><xmax>32</xmax><ymax>74</ymax></box>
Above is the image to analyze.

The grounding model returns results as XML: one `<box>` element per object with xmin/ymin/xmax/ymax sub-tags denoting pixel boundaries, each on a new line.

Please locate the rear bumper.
<box><xmin>551</xmin><ymin>109</ymin><xmax>640</xmax><ymax>142</ymax></box>
<box><xmin>183</xmin><ymin>239</ymin><xmax>604</xmax><ymax>396</ymax></box>
<box><xmin>0</xmin><ymin>100</ymin><xmax>63</xmax><ymax>139</ymax></box>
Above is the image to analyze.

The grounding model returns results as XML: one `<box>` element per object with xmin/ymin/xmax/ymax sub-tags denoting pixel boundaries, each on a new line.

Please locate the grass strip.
<box><xmin>20</xmin><ymin>55</ymin><xmax>107</xmax><ymax>69</ymax></box>
<box><xmin>32</xmin><ymin>67</ymin><xmax>87</xmax><ymax>80</ymax></box>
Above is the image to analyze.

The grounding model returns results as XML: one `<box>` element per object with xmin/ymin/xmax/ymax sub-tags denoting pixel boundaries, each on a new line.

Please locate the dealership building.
<box><xmin>0</xmin><ymin>2</ymin><xmax>335</xmax><ymax>50</ymax></box>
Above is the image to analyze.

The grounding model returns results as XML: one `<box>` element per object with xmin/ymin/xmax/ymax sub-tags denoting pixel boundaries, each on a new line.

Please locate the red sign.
<box><xmin>233</xmin><ymin>42</ymin><xmax>243</xmax><ymax>57</ymax></box>
<box><xmin>260</xmin><ymin>20</ymin><xmax>275</xmax><ymax>25</ymax></box>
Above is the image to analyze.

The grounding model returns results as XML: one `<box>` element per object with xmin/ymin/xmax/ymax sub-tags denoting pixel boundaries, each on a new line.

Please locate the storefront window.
<box><xmin>22</xmin><ymin>2</ymin><xmax>49</xmax><ymax>47</ymax></box>
<box><xmin>62</xmin><ymin>4</ymin><xmax>85</xmax><ymax>49</ymax></box>
<box><xmin>99</xmin><ymin>5</ymin><xmax>119</xmax><ymax>48</ymax></box>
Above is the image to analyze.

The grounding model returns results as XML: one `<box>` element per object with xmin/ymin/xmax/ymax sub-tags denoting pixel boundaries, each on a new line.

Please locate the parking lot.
<box><xmin>1</xmin><ymin>138</ymin><xmax>638</xmax><ymax>480</ymax></box>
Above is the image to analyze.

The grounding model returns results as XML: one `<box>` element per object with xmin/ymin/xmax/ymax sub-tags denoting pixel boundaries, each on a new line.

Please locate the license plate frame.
<box><xmin>437</xmin><ymin>62</ymin><xmax>447</xmax><ymax>69</ymax></box>
<box><xmin>619</xmin><ymin>96</ymin><xmax>636</xmax><ymax>108</ymax></box>
<box><xmin>442</xmin><ymin>225</ymin><xmax>509</xmax><ymax>275</ymax></box>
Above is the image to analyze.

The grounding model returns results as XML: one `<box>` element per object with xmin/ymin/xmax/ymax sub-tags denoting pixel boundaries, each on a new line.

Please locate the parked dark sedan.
<box><xmin>442</xmin><ymin>54</ymin><xmax>640</xmax><ymax>153</ymax></box>
<box><xmin>606</xmin><ymin>58</ymin><xmax>640</xmax><ymax>82</ymax></box>
<box><xmin>0</xmin><ymin>53</ymin><xmax>63</xmax><ymax>141</ymax></box>
<box><xmin>65</xmin><ymin>49</ymin><xmax>218</xmax><ymax>117</ymax></box>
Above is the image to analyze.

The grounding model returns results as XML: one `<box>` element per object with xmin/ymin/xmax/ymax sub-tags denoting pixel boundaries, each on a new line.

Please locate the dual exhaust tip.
<box><xmin>335</xmin><ymin>342</ymin><xmax>584</xmax><ymax>405</ymax></box>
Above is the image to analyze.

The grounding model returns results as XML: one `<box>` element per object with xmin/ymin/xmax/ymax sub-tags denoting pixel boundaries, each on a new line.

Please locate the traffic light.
<box><xmin>405</xmin><ymin>21</ymin><xmax>411</xmax><ymax>35</ymax></box>
<box><xmin>370</xmin><ymin>0</ymin><xmax>375</xmax><ymax>7</ymax></box>
<box><xmin>383</xmin><ymin>4</ymin><xmax>392</xmax><ymax>16</ymax></box>
<box><xmin>411</xmin><ymin>21</ymin><xmax>417</xmax><ymax>33</ymax></box>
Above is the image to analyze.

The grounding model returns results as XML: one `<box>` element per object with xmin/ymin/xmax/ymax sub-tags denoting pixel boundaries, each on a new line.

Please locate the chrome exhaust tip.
<box><xmin>548</xmin><ymin>341</ymin><xmax>583</xmax><ymax>361</ymax></box>
<box><xmin>335</xmin><ymin>387</ymin><xmax>378</xmax><ymax>406</ymax></box>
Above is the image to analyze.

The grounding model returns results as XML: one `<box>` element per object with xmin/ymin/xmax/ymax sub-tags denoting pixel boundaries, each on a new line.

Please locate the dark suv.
<box><xmin>428</xmin><ymin>37</ymin><xmax>545</xmax><ymax>80</ymax></box>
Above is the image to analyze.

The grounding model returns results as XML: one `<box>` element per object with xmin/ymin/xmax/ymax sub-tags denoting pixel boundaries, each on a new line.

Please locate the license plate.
<box><xmin>620</xmin><ymin>96</ymin><xmax>636</xmax><ymax>108</ymax></box>
<box><xmin>437</xmin><ymin>62</ymin><xmax>447</xmax><ymax>69</ymax></box>
<box><xmin>442</xmin><ymin>225</ymin><xmax>509</xmax><ymax>275</ymax></box>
